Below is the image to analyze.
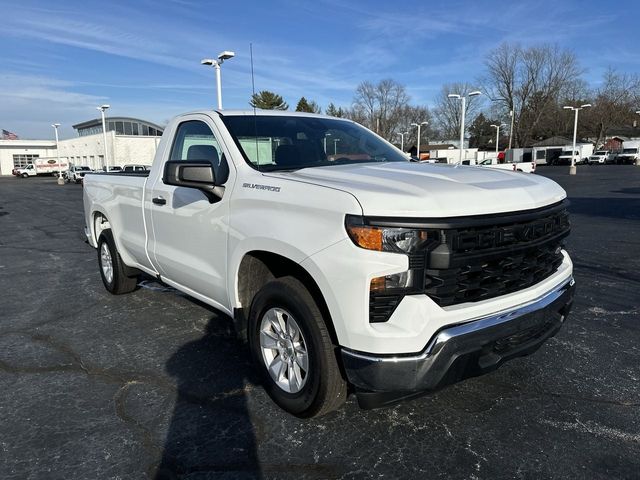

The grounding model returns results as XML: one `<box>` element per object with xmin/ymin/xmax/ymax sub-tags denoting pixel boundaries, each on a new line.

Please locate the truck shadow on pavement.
<box><xmin>154</xmin><ymin>312</ymin><xmax>263</xmax><ymax>479</ymax></box>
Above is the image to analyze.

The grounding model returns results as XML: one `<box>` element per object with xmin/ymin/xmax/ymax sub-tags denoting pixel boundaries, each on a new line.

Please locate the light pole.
<box><xmin>490</xmin><ymin>124</ymin><xmax>500</xmax><ymax>157</ymax></box>
<box><xmin>52</xmin><ymin>123</ymin><xmax>63</xmax><ymax>185</ymax></box>
<box><xmin>448</xmin><ymin>91</ymin><xmax>482</xmax><ymax>164</ymax></box>
<box><xmin>410</xmin><ymin>122</ymin><xmax>428</xmax><ymax>159</ymax></box>
<box><xmin>508</xmin><ymin>109</ymin><xmax>514</xmax><ymax>149</ymax></box>
<box><xmin>398</xmin><ymin>131</ymin><xmax>409</xmax><ymax>152</ymax></box>
<box><xmin>201</xmin><ymin>51</ymin><xmax>235</xmax><ymax>110</ymax></box>
<box><xmin>333</xmin><ymin>138</ymin><xmax>340</xmax><ymax>155</ymax></box>
<box><xmin>97</xmin><ymin>104</ymin><xmax>110</xmax><ymax>170</ymax></box>
<box><xmin>324</xmin><ymin>133</ymin><xmax>332</xmax><ymax>153</ymax></box>
<box><xmin>563</xmin><ymin>103</ymin><xmax>591</xmax><ymax>175</ymax></box>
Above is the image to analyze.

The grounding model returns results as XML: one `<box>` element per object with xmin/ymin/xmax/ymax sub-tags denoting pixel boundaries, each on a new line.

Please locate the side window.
<box><xmin>169</xmin><ymin>120</ymin><xmax>229</xmax><ymax>183</ymax></box>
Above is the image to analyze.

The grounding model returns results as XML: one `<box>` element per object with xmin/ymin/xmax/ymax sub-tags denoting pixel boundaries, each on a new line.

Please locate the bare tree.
<box><xmin>582</xmin><ymin>68</ymin><xmax>640</xmax><ymax>147</ymax></box>
<box><xmin>396</xmin><ymin>105</ymin><xmax>435</xmax><ymax>150</ymax></box>
<box><xmin>482</xmin><ymin>43</ymin><xmax>581</xmax><ymax>147</ymax></box>
<box><xmin>349</xmin><ymin>79</ymin><xmax>411</xmax><ymax>142</ymax></box>
<box><xmin>432</xmin><ymin>82</ymin><xmax>483</xmax><ymax>139</ymax></box>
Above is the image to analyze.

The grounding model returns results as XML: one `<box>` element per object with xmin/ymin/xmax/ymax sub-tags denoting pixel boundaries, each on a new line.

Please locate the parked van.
<box><xmin>15</xmin><ymin>158</ymin><xmax>69</xmax><ymax>177</ymax></box>
<box><xmin>617</xmin><ymin>141</ymin><xmax>640</xmax><ymax>164</ymax></box>
<box><xmin>556</xmin><ymin>144</ymin><xmax>594</xmax><ymax>165</ymax></box>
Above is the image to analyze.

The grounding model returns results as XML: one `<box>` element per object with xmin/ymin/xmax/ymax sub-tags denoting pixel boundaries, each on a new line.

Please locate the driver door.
<box><xmin>147</xmin><ymin>116</ymin><xmax>232</xmax><ymax>312</ymax></box>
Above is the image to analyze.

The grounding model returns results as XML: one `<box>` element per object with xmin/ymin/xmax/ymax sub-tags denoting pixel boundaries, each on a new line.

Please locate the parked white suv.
<box><xmin>588</xmin><ymin>151</ymin><xmax>609</xmax><ymax>165</ymax></box>
<box><xmin>66</xmin><ymin>165</ymin><xmax>93</xmax><ymax>183</ymax></box>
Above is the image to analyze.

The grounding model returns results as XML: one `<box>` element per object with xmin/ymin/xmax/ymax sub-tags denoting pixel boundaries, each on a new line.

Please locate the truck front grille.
<box><xmin>423</xmin><ymin>204</ymin><xmax>570</xmax><ymax>307</ymax></box>
<box><xmin>424</xmin><ymin>242</ymin><xmax>565</xmax><ymax>306</ymax></box>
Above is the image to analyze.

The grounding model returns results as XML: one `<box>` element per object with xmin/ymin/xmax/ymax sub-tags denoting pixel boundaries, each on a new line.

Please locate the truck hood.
<box><xmin>271</xmin><ymin>162</ymin><xmax>566</xmax><ymax>217</ymax></box>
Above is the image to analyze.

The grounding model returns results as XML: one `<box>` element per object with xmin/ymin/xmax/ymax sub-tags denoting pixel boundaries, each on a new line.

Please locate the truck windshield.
<box><xmin>622</xmin><ymin>148</ymin><xmax>638</xmax><ymax>154</ymax></box>
<box><xmin>220</xmin><ymin>115</ymin><xmax>407</xmax><ymax>171</ymax></box>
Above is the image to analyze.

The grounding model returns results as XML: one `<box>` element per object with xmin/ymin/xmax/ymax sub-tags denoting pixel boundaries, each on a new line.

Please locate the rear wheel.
<box><xmin>248</xmin><ymin>276</ymin><xmax>346</xmax><ymax>417</ymax></box>
<box><xmin>97</xmin><ymin>230</ymin><xmax>138</xmax><ymax>294</ymax></box>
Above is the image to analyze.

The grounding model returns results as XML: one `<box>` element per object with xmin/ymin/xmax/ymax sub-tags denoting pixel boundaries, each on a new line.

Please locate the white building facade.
<box><xmin>0</xmin><ymin>140</ymin><xmax>57</xmax><ymax>175</ymax></box>
<box><xmin>0</xmin><ymin>116</ymin><xmax>163</xmax><ymax>175</ymax></box>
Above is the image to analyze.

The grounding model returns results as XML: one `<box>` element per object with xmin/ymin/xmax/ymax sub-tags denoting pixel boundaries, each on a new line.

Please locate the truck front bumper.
<box><xmin>341</xmin><ymin>278</ymin><xmax>575</xmax><ymax>396</ymax></box>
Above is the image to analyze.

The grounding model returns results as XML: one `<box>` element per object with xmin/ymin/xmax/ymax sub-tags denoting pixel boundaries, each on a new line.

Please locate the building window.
<box><xmin>115</xmin><ymin>121</ymin><xmax>124</xmax><ymax>135</ymax></box>
<box><xmin>13</xmin><ymin>154</ymin><xmax>39</xmax><ymax>168</ymax></box>
<box><xmin>124</xmin><ymin>122</ymin><xmax>133</xmax><ymax>135</ymax></box>
<box><xmin>132</xmin><ymin>123</ymin><xmax>139</xmax><ymax>135</ymax></box>
<box><xmin>142</xmin><ymin>125</ymin><xmax>149</xmax><ymax>136</ymax></box>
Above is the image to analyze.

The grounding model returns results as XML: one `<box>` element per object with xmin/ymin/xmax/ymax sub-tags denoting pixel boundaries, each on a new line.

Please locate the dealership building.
<box><xmin>0</xmin><ymin>117</ymin><xmax>164</xmax><ymax>175</ymax></box>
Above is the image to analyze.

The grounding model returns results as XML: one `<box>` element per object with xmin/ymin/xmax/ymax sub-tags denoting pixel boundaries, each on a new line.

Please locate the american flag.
<box><xmin>2</xmin><ymin>129</ymin><xmax>19</xmax><ymax>140</ymax></box>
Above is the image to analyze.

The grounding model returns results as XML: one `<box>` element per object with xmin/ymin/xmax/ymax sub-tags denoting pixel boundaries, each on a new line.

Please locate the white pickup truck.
<box><xmin>83</xmin><ymin>110</ymin><xmax>575</xmax><ymax>417</ymax></box>
<box><xmin>478</xmin><ymin>157</ymin><xmax>536</xmax><ymax>173</ymax></box>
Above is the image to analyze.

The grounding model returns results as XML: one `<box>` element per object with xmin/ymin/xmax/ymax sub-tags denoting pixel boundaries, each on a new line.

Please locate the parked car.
<box><xmin>587</xmin><ymin>151</ymin><xmax>609</xmax><ymax>165</ymax></box>
<box><xmin>478</xmin><ymin>156</ymin><xmax>536</xmax><ymax>173</ymax></box>
<box><xmin>123</xmin><ymin>164</ymin><xmax>150</xmax><ymax>173</ymax></box>
<box><xmin>66</xmin><ymin>165</ymin><xmax>93</xmax><ymax>183</ymax></box>
<box><xmin>83</xmin><ymin>110</ymin><xmax>575</xmax><ymax>417</ymax></box>
<box><xmin>606</xmin><ymin>152</ymin><xmax>619</xmax><ymax>164</ymax></box>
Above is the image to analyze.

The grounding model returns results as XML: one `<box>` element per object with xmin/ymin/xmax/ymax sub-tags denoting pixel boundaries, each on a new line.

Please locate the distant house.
<box><xmin>531</xmin><ymin>136</ymin><xmax>572</xmax><ymax>147</ymax></box>
<box><xmin>408</xmin><ymin>144</ymin><xmax>455</xmax><ymax>157</ymax></box>
<box><xmin>603</xmin><ymin>136</ymin><xmax>626</xmax><ymax>152</ymax></box>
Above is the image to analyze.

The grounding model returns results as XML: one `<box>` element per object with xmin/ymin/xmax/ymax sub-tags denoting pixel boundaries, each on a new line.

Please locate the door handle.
<box><xmin>152</xmin><ymin>196</ymin><xmax>166</xmax><ymax>206</ymax></box>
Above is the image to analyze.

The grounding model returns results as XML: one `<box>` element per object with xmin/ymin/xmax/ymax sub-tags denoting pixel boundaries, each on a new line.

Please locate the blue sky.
<box><xmin>1</xmin><ymin>0</ymin><xmax>638</xmax><ymax>139</ymax></box>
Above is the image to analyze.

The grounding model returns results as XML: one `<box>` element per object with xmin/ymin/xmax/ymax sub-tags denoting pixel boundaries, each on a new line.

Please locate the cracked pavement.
<box><xmin>0</xmin><ymin>166</ymin><xmax>638</xmax><ymax>479</ymax></box>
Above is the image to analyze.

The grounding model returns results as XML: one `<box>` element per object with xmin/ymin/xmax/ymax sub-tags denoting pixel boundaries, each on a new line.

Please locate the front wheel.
<box><xmin>97</xmin><ymin>230</ymin><xmax>138</xmax><ymax>294</ymax></box>
<box><xmin>248</xmin><ymin>276</ymin><xmax>346</xmax><ymax>418</ymax></box>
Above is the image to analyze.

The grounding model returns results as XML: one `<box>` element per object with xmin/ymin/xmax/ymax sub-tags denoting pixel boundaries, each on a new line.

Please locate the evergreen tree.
<box><xmin>249</xmin><ymin>90</ymin><xmax>289</xmax><ymax>110</ymax></box>
<box><xmin>326</xmin><ymin>103</ymin><xmax>345</xmax><ymax>117</ymax></box>
<box><xmin>296</xmin><ymin>97</ymin><xmax>322</xmax><ymax>113</ymax></box>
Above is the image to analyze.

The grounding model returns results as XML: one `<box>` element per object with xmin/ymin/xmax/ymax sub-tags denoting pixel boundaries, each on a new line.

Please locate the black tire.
<box><xmin>97</xmin><ymin>230</ymin><xmax>138</xmax><ymax>294</ymax></box>
<box><xmin>21</xmin><ymin>173</ymin><xmax>28</xmax><ymax>178</ymax></box>
<box><xmin>248</xmin><ymin>276</ymin><xmax>346</xmax><ymax>418</ymax></box>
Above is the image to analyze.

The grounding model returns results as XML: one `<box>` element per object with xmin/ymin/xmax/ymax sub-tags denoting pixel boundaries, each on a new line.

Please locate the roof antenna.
<box><xmin>250</xmin><ymin>42</ymin><xmax>260</xmax><ymax>170</ymax></box>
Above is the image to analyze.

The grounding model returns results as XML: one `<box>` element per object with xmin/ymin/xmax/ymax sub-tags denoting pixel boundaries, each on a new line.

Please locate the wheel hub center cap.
<box><xmin>278</xmin><ymin>338</ymin><xmax>295</xmax><ymax>359</ymax></box>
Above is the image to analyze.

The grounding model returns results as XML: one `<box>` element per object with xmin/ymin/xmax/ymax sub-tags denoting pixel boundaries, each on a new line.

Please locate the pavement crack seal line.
<box><xmin>113</xmin><ymin>381</ymin><xmax>166</xmax><ymax>472</ymax></box>
<box><xmin>540</xmin><ymin>418</ymin><xmax>640</xmax><ymax>444</ymax></box>
<box><xmin>481</xmin><ymin>378</ymin><xmax>640</xmax><ymax>408</ymax></box>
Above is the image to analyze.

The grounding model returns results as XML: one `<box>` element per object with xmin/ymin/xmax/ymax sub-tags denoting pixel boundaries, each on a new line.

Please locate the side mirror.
<box><xmin>164</xmin><ymin>160</ymin><xmax>217</xmax><ymax>189</ymax></box>
<box><xmin>163</xmin><ymin>160</ymin><xmax>223</xmax><ymax>201</ymax></box>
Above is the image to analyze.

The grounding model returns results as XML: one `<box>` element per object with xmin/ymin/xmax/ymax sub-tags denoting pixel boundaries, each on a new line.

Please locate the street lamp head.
<box><xmin>563</xmin><ymin>106</ymin><xmax>573</xmax><ymax>110</ymax></box>
<box><xmin>447</xmin><ymin>94</ymin><xmax>461</xmax><ymax>99</ymax></box>
<box><xmin>490</xmin><ymin>124</ymin><xmax>499</xmax><ymax>128</ymax></box>
<box><xmin>410</xmin><ymin>122</ymin><xmax>419</xmax><ymax>127</ymax></box>
<box><xmin>420</xmin><ymin>121</ymin><xmax>429</xmax><ymax>126</ymax></box>
<box><xmin>468</xmin><ymin>90</ymin><xmax>482</xmax><ymax>97</ymax></box>
<box><xmin>581</xmin><ymin>104</ymin><xmax>592</xmax><ymax>109</ymax></box>
<box><xmin>97</xmin><ymin>104</ymin><xmax>110</xmax><ymax>111</ymax></box>
<box><xmin>217</xmin><ymin>51</ymin><xmax>235</xmax><ymax>62</ymax></box>
<box><xmin>52</xmin><ymin>123</ymin><xmax>60</xmax><ymax>128</ymax></box>
<box><xmin>635</xmin><ymin>110</ymin><xmax>640</xmax><ymax>115</ymax></box>
<box><xmin>201</xmin><ymin>58</ymin><xmax>216</xmax><ymax>66</ymax></box>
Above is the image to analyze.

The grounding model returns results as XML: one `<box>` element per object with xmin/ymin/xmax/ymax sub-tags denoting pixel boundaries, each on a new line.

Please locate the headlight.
<box><xmin>345</xmin><ymin>216</ymin><xmax>434</xmax><ymax>253</ymax></box>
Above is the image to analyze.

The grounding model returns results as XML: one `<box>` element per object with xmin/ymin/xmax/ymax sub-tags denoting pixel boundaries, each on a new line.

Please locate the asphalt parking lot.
<box><xmin>1</xmin><ymin>165</ymin><xmax>639</xmax><ymax>480</ymax></box>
